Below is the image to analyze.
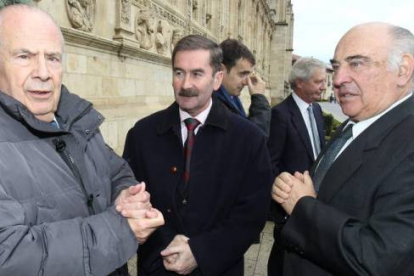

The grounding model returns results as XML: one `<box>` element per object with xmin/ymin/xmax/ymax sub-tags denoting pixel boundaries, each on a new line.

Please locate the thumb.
<box><xmin>246</xmin><ymin>75</ymin><xmax>253</xmax><ymax>88</ymax></box>
<box><xmin>161</xmin><ymin>245</ymin><xmax>180</xmax><ymax>257</ymax></box>
<box><xmin>303</xmin><ymin>171</ymin><xmax>313</xmax><ymax>186</ymax></box>
<box><xmin>128</xmin><ymin>183</ymin><xmax>143</xmax><ymax>195</ymax></box>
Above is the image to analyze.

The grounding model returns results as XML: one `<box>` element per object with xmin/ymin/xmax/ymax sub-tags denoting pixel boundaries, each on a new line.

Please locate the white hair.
<box><xmin>289</xmin><ymin>57</ymin><xmax>326</xmax><ymax>90</ymax></box>
<box><xmin>388</xmin><ymin>26</ymin><xmax>414</xmax><ymax>84</ymax></box>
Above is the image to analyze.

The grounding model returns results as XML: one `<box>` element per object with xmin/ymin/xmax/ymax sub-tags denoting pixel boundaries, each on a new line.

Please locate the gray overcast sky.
<box><xmin>291</xmin><ymin>0</ymin><xmax>414</xmax><ymax>63</ymax></box>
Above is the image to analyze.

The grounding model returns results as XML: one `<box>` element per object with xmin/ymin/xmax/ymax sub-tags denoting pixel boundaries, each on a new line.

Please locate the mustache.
<box><xmin>178</xmin><ymin>89</ymin><xmax>198</xmax><ymax>97</ymax></box>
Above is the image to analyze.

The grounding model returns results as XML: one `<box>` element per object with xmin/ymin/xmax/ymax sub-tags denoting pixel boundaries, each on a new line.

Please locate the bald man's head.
<box><xmin>0</xmin><ymin>4</ymin><xmax>64</xmax><ymax>122</ymax></box>
<box><xmin>331</xmin><ymin>22</ymin><xmax>414</xmax><ymax>122</ymax></box>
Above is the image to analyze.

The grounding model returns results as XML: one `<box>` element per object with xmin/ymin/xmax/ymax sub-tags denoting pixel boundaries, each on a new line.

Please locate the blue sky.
<box><xmin>291</xmin><ymin>0</ymin><xmax>414</xmax><ymax>63</ymax></box>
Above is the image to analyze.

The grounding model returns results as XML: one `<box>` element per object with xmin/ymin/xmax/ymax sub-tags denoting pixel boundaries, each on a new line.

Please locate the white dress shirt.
<box><xmin>336</xmin><ymin>92</ymin><xmax>413</xmax><ymax>159</ymax></box>
<box><xmin>179</xmin><ymin>99</ymin><xmax>212</xmax><ymax>145</ymax></box>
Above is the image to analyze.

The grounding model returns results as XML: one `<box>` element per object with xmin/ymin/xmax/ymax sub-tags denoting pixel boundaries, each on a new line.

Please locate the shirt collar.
<box><xmin>348</xmin><ymin>92</ymin><xmax>413</xmax><ymax>140</ymax></box>
<box><xmin>179</xmin><ymin>98</ymin><xmax>212</xmax><ymax>125</ymax></box>
<box><xmin>292</xmin><ymin>92</ymin><xmax>312</xmax><ymax>113</ymax></box>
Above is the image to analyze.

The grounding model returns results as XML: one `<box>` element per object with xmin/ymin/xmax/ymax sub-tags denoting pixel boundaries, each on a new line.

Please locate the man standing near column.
<box><xmin>216</xmin><ymin>39</ymin><xmax>271</xmax><ymax>137</ymax></box>
<box><xmin>267</xmin><ymin>57</ymin><xmax>327</xmax><ymax>276</ymax></box>
<box><xmin>123</xmin><ymin>35</ymin><xmax>272</xmax><ymax>276</ymax></box>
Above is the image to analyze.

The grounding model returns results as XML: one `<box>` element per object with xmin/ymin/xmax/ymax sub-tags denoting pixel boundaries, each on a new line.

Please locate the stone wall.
<box><xmin>32</xmin><ymin>0</ymin><xmax>294</xmax><ymax>153</ymax></box>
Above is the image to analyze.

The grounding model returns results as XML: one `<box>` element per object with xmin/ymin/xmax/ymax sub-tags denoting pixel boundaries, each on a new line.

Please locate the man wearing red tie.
<box><xmin>123</xmin><ymin>35</ymin><xmax>272</xmax><ymax>276</ymax></box>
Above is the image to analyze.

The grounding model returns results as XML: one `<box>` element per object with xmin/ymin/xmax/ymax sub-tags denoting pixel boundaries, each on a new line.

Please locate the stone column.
<box><xmin>269</xmin><ymin>22</ymin><xmax>289</xmax><ymax>105</ymax></box>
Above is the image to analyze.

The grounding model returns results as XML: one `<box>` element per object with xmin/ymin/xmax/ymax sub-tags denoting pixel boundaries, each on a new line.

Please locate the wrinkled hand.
<box><xmin>271</xmin><ymin>171</ymin><xmax>316</xmax><ymax>215</ymax></box>
<box><xmin>127</xmin><ymin>209</ymin><xmax>164</xmax><ymax>244</ymax></box>
<box><xmin>247</xmin><ymin>72</ymin><xmax>266</xmax><ymax>95</ymax></box>
<box><xmin>161</xmin><ymin>235</ymin><xmax>197</xmax><ymax>275</ymax></box>
<box><xmin>116</xmin><ymin>182</ymin><xmax>158</xmax><ymax>219</ymax></box>
<box><xmin>116</xmin><ymin>182</ymin><xmax>164</xmax><ymax>244</ymax></box>
<box><xmin>115</xmin><ymin>182</ymin><xmax>151</xmax><ymax>211</ymax></box>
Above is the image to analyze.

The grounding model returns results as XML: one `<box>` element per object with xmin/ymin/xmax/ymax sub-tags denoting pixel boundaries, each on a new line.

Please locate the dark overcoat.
<box><xmin>123</xmin><ymin>97</ymin><xmax>273</xmax><ymax>276</ymax></box>
<box><xmin>267</xmin><ymin>94</ymin><xmax>325</xmax><ymax>276</ymax></box>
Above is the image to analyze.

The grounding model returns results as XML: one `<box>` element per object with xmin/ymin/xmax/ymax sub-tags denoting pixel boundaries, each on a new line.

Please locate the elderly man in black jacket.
<box><xmin>273</xmin><ymin>22</ymin><xmax>414</xmax><ymax>276</ymax></box>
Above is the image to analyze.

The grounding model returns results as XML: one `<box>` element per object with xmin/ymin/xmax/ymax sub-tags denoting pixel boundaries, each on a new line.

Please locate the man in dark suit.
<box><xmin>122</xmin><ymin>35</ymin><xmax>272</xmax><ymax>276</ymax></box>
<box><xmin>216</xmin><ymin>39</ymin><xmax>271</xmax><ymax>137</ymax></box>
<box><xmin>267</xmin><ymin>57</ymin><xmax>327</xmax><ymax>276</ymax></box>
<box><xmin>273</xmin><ymin>22</ymin><xmax>414</xmax><ymax>275</ymax></box>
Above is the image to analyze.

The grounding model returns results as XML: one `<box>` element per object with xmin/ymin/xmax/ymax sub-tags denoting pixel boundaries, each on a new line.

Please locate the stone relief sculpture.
<box><xmin>121</xmin><ymin>0</ymin><xmax>131</xmax><ymax>24</ymax></box>
<box><xmin>66</xmin><ymin>0</ymin><xmax>96</xmax><ymax>32</ymax></box>
<box><xmin>155</xmin><ymin>20</ymin><xmax>172</xmax><ymax>55</ymax></box>
<box><xmin>135</xmin><ymin>5</ymin><xmax>157</xmax><ymax>50</ymax></box>
<box><xmin>170</xmin><ymin>28</ymin><xmax>184</xmax><ymax>54</ymax></box>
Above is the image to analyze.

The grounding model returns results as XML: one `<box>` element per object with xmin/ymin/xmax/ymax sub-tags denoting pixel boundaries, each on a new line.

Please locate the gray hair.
<box><xmin>289</xmin><ymin>57</ymin><xmax>326</xmax><ymax>90</ymax></box>
<box><xmin>0</xmin><ymin>4</ymin><xmax>65</xmax><ymax>51</ymax></box>
<box><xmin>388</xmin><ymin>26</ymin><xmax>414</xmax><ymax>83</ymax></box>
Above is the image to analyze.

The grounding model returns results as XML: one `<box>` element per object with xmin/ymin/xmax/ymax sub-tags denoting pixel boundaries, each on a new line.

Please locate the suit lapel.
<box><xmin>288</xmin><ymin>96</ymin><xmax>314</xmax><ymax>160</ymax></box>
<box><xmin>317</xmin><ymin>95</ymin><xmax>414</xmax><ymax>202</ymax></box>
<box><xmin>317</xmin><ymin>129</ymin><xmax>364</xmax><ymax>202</ymax></box>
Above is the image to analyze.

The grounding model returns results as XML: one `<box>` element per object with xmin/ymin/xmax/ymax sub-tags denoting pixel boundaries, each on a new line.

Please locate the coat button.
<box><xmin>182</xmin><ymin>199</ymin><xmax>187</xmax><ymax>205</ymax></box>
<box><xmin>170</xmin><ymin>166</ymin><xmax>178</xmax><ymax>174</ymax></box>
<box><xmin>167</xmin><ymin>209</ymin><xmax>171</xmax><ymax>213</ymax></box>
<box><xmin>85</xmin><ymin>129</ymin><xmax>91</xmax><ymax>135</ymax></box>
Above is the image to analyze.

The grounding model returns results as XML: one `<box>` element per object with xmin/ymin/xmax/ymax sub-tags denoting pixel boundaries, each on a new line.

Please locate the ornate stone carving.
<box><xmin>170</xmin><ymin>28</ymin><xmax>183</xmax><ymax>54</ymax></box>
<box><xmin>155</xmin><ymin>20</ymin><xmax>173</xmax><ymax>55</ymax></box>
<box><xmin>135</xmin><ymin>5</ymin><xmax>157</xmax><ymax>50</ymax></box>
<box><xmin>121</xmin><ymin>0</ymin><xmax>131</xmax><ymax>24</ymax></box>
<box><xmin>66</xmin><ymin>0</ymin><xmax>96</xmax><ymax>32</ymax></box>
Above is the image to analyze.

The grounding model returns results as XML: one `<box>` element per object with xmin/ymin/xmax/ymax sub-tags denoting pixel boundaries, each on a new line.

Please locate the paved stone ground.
<box><xmin>128</xmin><ymin>221</ymin><xmax>275</xmax><ymax>276</ymax></box>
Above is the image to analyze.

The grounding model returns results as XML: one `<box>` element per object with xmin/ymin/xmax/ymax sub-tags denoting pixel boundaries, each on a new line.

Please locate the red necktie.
<box><xmin>183</xmin><ymin>118</ymin><xmax>200</xmax><ymax>183</ymax></box>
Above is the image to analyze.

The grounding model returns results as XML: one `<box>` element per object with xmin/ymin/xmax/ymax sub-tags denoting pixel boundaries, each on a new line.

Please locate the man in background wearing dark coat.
<box><xmin>267</xmin><ymin>57</ymin><xmax>327</xmax><ymax>276</ymax></box>
<box><xmin>123</xmin><ymin>35</ymin><xmax>272</xmax><ymax>276</ymax></box>
<box><xmin>215</xmin><ymin>39</ymin><xmax>271</xmax><ymax>137</ymax></box>
<box><xmin>273</xmin><ymin>22</ymin><xmax>414</xmax><ymax>275</ymax></box>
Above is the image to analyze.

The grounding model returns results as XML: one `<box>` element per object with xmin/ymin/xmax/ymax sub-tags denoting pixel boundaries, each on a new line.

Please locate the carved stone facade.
<box><xmin>33</xmin><ymin>0</ymin><xmax>294</xmax><ymax>153</ymax></box>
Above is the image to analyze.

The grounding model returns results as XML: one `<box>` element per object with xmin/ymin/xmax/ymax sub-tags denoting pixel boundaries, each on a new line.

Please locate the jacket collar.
<box><xmin>317</xmin><ymin>95</ymin><xmax>414</xmax><ymax>202</ymax></box>
<box><xmin>0</xmin><ymin>85</ymin><xmax>98</xmax><ymax>134</ymax></box>
<box><xmin>286</xmin><ymin>94</ymin><xmax>315</xmax><ymax>160</ymax></box>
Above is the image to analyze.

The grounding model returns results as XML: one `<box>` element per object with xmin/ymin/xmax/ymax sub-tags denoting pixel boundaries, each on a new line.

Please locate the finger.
<box><xmin>116</xmin><ymin>201</ymin><xmax>152</xmax><ymax>212</ymax></box>
<box><xmin>124</xmin><ymin>191</ymin><xmax>151</xmax><ymax>204</ymax></box>
<box><xmin>246</xmin><ymin>75</ymin><xmax>253</xmax><ymax>87</ymax></box>
<box><xmin>254</xmin><ymin>73</ymin><xmax>263</xmax><ymax>81</ymax></box>
<box><xmin>161</xmin><ymin>245</ymin><xmax>182</xmax><ymax>256</ymax></box>
<box><xmin>275</xmin><ymin>178</ymin><xmax>293</xmax><ymax>192</ymax></box>
<box><xmin>273</xmin><ymin>186</ymin><xmax>290</xmax><ymax>200</ymax></box>
<box><xmin>162</xmin><ymin>253</ymin><xmax>179</xmax><ymax>263</ymax></box>
<box><xmin>145</xmin><ymin>208</ymin><xmax>159</xmax><ymax>218</ymax></box>
<box><xmin>303</xmin><ymin>171</ymin><xmax>313</xmax><ymax>186</ymax></box>
<box><xmin>278</xmin><ymin>172</ymin><xmax>294</xmax><ymax>185</ymax></box>
<box><xmin>128</xmin><ymin>183</ymin><xmax>143</xmax><ymax>195</ymax></box>
<box><xmin>275</xmin><ymin>177</ymin><xmax>293</xmax><ymax>191</ymax></box>
<box><xmin>274</xmin><ymin>195</ymin><xmax>285</xmax><ymax>204</ymax></box>
<box><xmin>121</xmin><ymin>208</ymin><xmax>149</xmax><ymax>219</ymax></box>
<box><xmin>293</xmin><ymin>171</ymin><xmax>304</xmax><ymax>182</ymax></box>
<box><xmin>249</xmin><ymin>75</ymin><xmax>258</xmax><ymax>85</ymax></box>
<box><xmin>163</xmin><ymin>260</ymin><xmax>175</xmax><ymax>271</ymax></box>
